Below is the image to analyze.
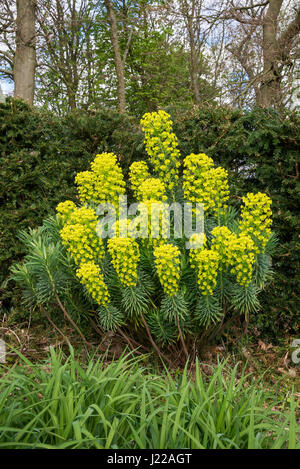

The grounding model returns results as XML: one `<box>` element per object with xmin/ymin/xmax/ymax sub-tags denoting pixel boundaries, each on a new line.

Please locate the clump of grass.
<box><xmin>0</xmin><ymin>347</ymin><xmax>298</xmax><ymax>449</ymax></box>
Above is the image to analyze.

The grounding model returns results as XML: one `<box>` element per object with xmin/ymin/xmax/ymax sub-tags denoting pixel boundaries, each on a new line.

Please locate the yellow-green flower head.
<box><xmin>153</xmin><ymin>243</ymin><xmax>181</xmax><ymax>296</ymax></box>
<box><xmin>211</xmin><ymin>227</ymin><xmax>256</xmax><ymax>286</ymax></box>
<box><xmin>183</xmin><ymin>153</ymin><xmax>214</xmax><ymax>175</ymax></box>
<box><xmin>75</xmin><ymin>171</ymin><xmax>98</xmax><ymax>204</ymax></box>
<box><xmin>112</xmin><ymin>217</ymin><xmax>143</xmax><ymax>239</ymax></box>
<box><xmin>129</xmin><ymin>161</ymin><xmax>150</xmax><ymax>198</ymax></box>
<box><xmin>111</xmin><ymin>218</ymin><xmax>130</xmax><ymax>238</ymax></box>
<box><xmin>228</xmin><ymin>234</ymin><xmax>256</xmax><ymax>287</ymax></box>
<box><xmin>75</xmin><ymin>152</ymin><xmax>125</xmax><ymax>208</ymax></box>
<box><xmin>189</xmin><ymin>233</ymin><xmax>207</xmax><ymax>268</ymax></box>
<box><xmin>135</xmin><ymin>200</ymin><xmax>170</xmax><ymax>247</ymax></box>
<box><xmin>60</xmin><ymin>223</ymin><xmax>104</xmax><ymax>265</ymax></box>
<box><xmin>140</xmin><ymin>111</ymin><xmax>180</xmax><ymax>190</ymax></box>
<box><xmin>56</xmin><ymin>200</ymin><xmax>76</xmax><ymax>223</ymax></box>
<box><xmin>193</xmin><ymin>249</ymin><xmax>219</xmax><ymax>296</ymax></box>
<box><xmin>183</xmin><ymin>153</ymin><xmax>229</xmax><ymax>215</ymax></box>
<box><xmin>211</xmin><ymin>226</ymin><xmax>234</xmax><ymax>266</ymax></box>
<box><xmin>209</xmin><ymin>167</ymin><xmax>230</xmax><ymax>212</ymax></box>
<box><xmin>138</xmin><ymin>177</ymin><xmax>167</xmax><ymax>202</ymax></box>
<box><xmin>76</xmin><ymin>261</ymin><xmax>110</xmax><ymax>306</ymax></box>
<box><xmin>239</xmin><ymin>192</ymin><xmax>272</xmax><ymax>253</ymax></box>
<box><xmin>68</xmin><ymin>207</ymin><xmax>98</xmax><ymax>230</ymax></box>
<box><xmin>107</xmin><ymin>237</ymin><xmax>140</xmax><ymax>287</ymax></box>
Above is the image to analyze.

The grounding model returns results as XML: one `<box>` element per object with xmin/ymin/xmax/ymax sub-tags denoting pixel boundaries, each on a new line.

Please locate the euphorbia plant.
<box><xmin>12</xmin><ymin>111</ymin><xmax>275</xmax><ymax>358</ymax></box>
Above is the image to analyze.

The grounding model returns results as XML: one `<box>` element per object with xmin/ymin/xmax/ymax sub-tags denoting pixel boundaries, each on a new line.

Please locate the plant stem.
<box><xmin>54</xmin><ymin>291</ymin><xmax>90</xmax><ymax>346</ymax></box>
<box><xmin>116</xmin><ymin>326</ymin><xmax>143</xmax><ymax>355</ymax></box>
<box><xmin>40</xmin><ymin>304</ymin><xmax>69</xmax><ymax>344</ymax></box>
<box><xmin>176</xmin><ymin>315</ymin><xmax>189</xmax><ymax>360</ymax></box>
<box><xmin>140</xmin><ymin>313</ymin><xmax>172</xmax><ymax>365</ymax></box>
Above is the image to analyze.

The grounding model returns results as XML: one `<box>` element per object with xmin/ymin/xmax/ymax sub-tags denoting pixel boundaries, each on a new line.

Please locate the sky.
<box><xmin>0</xmin><ymin>80</ymin><xmax>13</xmax><ymax>95</ymax></box>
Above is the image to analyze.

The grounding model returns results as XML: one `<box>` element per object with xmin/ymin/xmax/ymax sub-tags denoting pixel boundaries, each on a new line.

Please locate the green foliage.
<box><xmin>172</xmin><ymin>106</ymin><xmax>300</xmax><ymax>335</ymax></box>
<box><xmin>0</xmin><ymin>99</ymin><xmax>143</xmax><ymax>309</ymax></box>
<box><xmin>10</xmin><ymin>216</ymin><xmax>91</xmax><ymax>325</ymax></box>
<box><xmin>13</xmin><ymin>112</ymin><xmax>275</xmax><ymax>352</ymax></box>
<box><xmin>125</xmin><ymin>28</ymin><xmax>194</xmax><ymax>115</ymax></box>
<box><xmin>195</xmin><ymin>295</ymin><xmax>223</xmax><ymax>328</ymax></box>
<box><xmin>1</xmin><ymin>100</ymin><xmax>299</xmax><ymax>336</ymax></box>
<box><xmin>0</xmin><ymin>349</ymin><xmax>298</xmax><ymax>449</ymax></box>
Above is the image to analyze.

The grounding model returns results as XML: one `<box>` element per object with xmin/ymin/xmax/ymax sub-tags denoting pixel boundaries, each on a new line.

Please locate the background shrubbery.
<box><xmin>1</xmin><ymin>99</ymin><xmax>299</xmax><ymax>336</ymax></box>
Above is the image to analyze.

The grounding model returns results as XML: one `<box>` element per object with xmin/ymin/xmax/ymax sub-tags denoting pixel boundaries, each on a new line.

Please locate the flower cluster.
<box><xmin>75</xmin><ymin>152</ymin><xmax>125</xmax><ymax>208</ymax></box>
<box><xmin>76</xmin><ymin>261</ymin><xmax>110</xmax><ymax>305</ymax></box>
<box><xmin>140</xmin><ymin>200</ymin><xmax>172</xmax><ymax>246</ymax></box>
<box><xmin>183</xmin><ymin>153</ymin><xmax>229</xmax><ymax>215</ymax></box>
<box><xmin>184</xmin><ymin>153</ymin><xmax>214</xmax><ymax>177</ymax></box>
<box><xmin>211</xmin><ymin>226</ymin><xmax>255</xmax><ymax>286</ymax></box>
<box><xmin>107</xmin><ymin>237</ymin><xmax>140</xmax><ymax>287</ymax></box>
<box><xmin>189</xmin><ymin>233</ymin><xmax>207</xmax><ymax>267</ymax></box>
<box><xmin>192</xmin><ymin>249</ymin><xmax>219</xmax><ymax>296</ymax></box>
<box><xmin>227</xmin><ymin>234</ymin><xmax>256</xmax><ymax>286</ymax></box>
<box><xmin>154</xmin><ymin>244</ymin><xmax>181</xmax><ymax>296</ymax></box>
<box><xmin>74</xmin><ymin>171</ymin><xmax>98</xmax><ymax>205</ymax></box>
<box><xmin>68</xmin><ymin>207</ymin><xmax>98</xmax><ymax>230</ymax></box>
<box><xmin>138</xmin><ymin>177</ymin><xmax>167</xmax><ymax>202</ymax></box>
<box><xmin>60</xmin><ymin>223</ymin><xmax>104</xmax><ymax>265</ymax></box>
<box><xmin>140</xmin><ymin>110</ymin><xmax>180</xmax><ymax>191</ymax></box>
<box><xmin>56</xmin><ymin>200</ymin><xmax>76</xmax><ymax>223</ymax></box>
<box><xmin>129</xmin><ymin>161</ymin><xmax>150</xmax><ymax>198</ymax></box>
<box><xmin>209</xmin><ymin>167</ymin><xmax>230</xmax><ymax>214</ymax></box>
<box><xmin>239</xmin><ymin>192</ymin><xmax>272</xmax><ymax>253</ymax></box>
<box><xmin>211</xmin><ymin>226</ymin><xmax>233</xmax><ymax>266</ymax></box>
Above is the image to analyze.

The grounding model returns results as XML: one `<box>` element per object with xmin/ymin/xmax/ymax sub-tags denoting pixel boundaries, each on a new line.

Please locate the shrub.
<box><xmin>1</xmin><ymin>100</ymin><xmax>298</xmax><ymax>335</ymax></box>
<box><xmin>12</xmin><ymin>111</ymin><xmax>275</xmax><ymax>355</ymax></box>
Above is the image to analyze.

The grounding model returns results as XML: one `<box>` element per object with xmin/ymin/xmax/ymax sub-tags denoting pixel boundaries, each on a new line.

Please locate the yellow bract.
<box><xmin>56</xmin><ymin>200</ymin><xmax>76</xmax><ymax>223</ymax></box>
<box><xmin>68</xmin><ymin>207</ymin><xmax>98</xmax><ymax>230</ymax></box>
<box><xmin>76</xmin><ymin>261</ymin><xmax>110</xmax><ymax>306</ymax></box>
<box><xmin>239</xmin><ymin>192</ymin><xmax>272</xmax><ymax>253</ymax></box>
<box><xmin>192</xmin><ymin>249</ymin><xmax>219</xmax><ymax>296</ymax></box>
<box><xmin>140</xmin><ymin>110</ymin><xmax>180</xmax><ymax>190</ymax></box>
<box><xmin>189</xmin><ymin>233</ymin><xmax>207</xmax><ymax>267</ymax></box>
<box><xmin>60</xmin><ymin>223</ymin><xmax>104</xmax><ymax>265</ymax></box>
<box><xmin>211</xmin><ymin>226</ymin><xmax>233</xmax><ymax>266</ymax></box>
<box><xmin>75</xmin><ymin>152</ymin><xmax>125</xmax><ymax>208</ymax></box>
<box><xmin>129</xmin><ymin>161</ymin><xmax>150</xmax><ymax>198</ymax></box>
<box><xmin>58</xmin><ymin>204</ymin><xmax>104</xmax><ymax>265</ymax></box>
<box><xmin>154</xmin><ymin>243</ymin><xmax>181</xmax><ymax>296</ymax></box>
<box><xmin>211</xmin><ymin>226</ymin><xmax>255</xmax><ymax>286</ymax></box>
<box><xmin>228</xmin><ymin>234</ymin><xmax>256</xmax><ymax>287</ymax></box>
<box><xmin>107</xmin><ymin>237</ymin><xmax>140</xmax><ymax>287</ymax></box>
<box><xmin>183</xmin><ymin>153</ymin><xmax>229</xmax><ymax>215</ymax></box>
<box><xmin>138</xmin><ymin>177</ymin><xmax>167</xmax><ymax>202</ymax></box>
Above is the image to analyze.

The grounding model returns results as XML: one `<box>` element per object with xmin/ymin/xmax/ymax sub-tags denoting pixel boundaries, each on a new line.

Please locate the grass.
<box><xmin>0</xmin><ymin>346</ymin><xmax>299</xmax><ymax>449</ymax></box>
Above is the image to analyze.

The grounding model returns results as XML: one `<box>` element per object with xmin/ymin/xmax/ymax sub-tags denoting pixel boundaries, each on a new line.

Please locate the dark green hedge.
<box><xmin>1</xmin><ymin>99</ymin><xmax>299</xmax><ymax>336</ymax></box>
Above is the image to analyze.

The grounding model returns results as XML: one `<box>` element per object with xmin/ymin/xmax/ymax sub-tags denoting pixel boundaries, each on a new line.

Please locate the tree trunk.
<box><xmin>258</xmin><ymin>1</ymin><xmax>300</xmax><ymax>107</ymax></box>
<box><xmin>257</xmin><ymin>0</ymin><xmax>283</xmax><ymax>107</ymax></box>
<box><xmin>104</xmin><ymin>0</ymin><xmax>126</xmax><ymax>113</ymax></box>
<box><xmin>188</xmin><ymin>28</ymin><xmax>201</xmax><ymax>106</ymax></box>
<box><xmin>14</xmin><ymin>0</ymin><xmax>36</xmax><ymax>104</ymax></box>
<box><xmin>182</xmin><ymin>0</ymin><xmax>201</xmax><ymax>106</ymax></box>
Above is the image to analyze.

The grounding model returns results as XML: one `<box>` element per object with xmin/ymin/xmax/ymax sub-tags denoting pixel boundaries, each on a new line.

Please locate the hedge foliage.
<box><xmin>0</xmin><ymin>99</ymin><xmax>299</xmax><ymax>335</ymax></box>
